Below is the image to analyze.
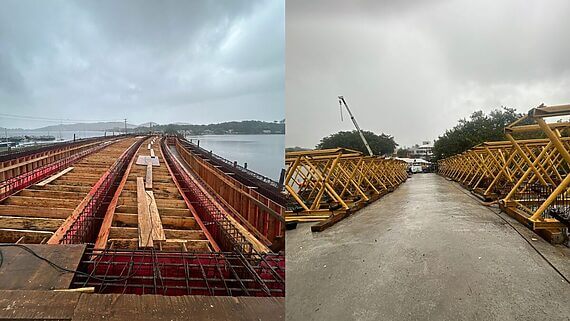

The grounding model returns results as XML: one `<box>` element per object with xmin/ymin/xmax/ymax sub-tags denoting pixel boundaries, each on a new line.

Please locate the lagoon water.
<box><xmin>185</xmin><ymin>134</ymin><xmax>285</xmax><ymax>181</ymax></box>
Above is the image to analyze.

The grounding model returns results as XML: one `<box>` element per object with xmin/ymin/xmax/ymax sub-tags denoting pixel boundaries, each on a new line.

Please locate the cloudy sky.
<box><xmin>286</xmin><ymin>0</ymin><xmax>570</xmax><ymax>148</ymax></box>
<box><xmin>0</xmin><ymin>0</ymin><xmax>284</xmax><ymax>129</ymax></box>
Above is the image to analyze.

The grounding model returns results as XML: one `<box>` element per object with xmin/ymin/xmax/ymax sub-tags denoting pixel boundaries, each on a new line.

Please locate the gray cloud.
<box><xmin>286</xmin><ymin>0</ymin><xmax>570</xmax><ymax>148</ymax></box>
<box><xmin>0</xmin><ymin>0</ymin><xmax>284</xmax><ymax>128</ymax></box>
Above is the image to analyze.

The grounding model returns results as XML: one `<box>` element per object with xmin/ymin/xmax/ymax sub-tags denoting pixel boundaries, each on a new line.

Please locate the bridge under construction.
<box><xmin>285</xmin><ymin>104</ymin><xmax>569</xmax><ymax>320</ymax></box>
<box><xmin>0</xmin><ymin>134</ymin><xmax>285</xmax><ymax>319</ymax></box>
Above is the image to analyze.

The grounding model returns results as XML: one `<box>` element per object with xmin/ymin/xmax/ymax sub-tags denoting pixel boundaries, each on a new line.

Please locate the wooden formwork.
<box><xmin>438</xmin><ymin>103</ymin><xmax>570</xmax><ymax>243</ymax></box>
<box><xmin>94</xmin><ymin>136</ymin><xmax>217</xmax><ymax>252</ymax></box>
<box><xmin>171</xmin><ymin>137</ymin><xmax>285</xmax><ymax>251</ymax></box>
<box><xmin>284</xmin><ymin>148</ymin><xmax>408</xmax><ymax>230</ymax></box>
<box><xmin>0</xmin><ymin>137</ymin><xmax>120</xmax><ymax>183</ymax></box>
<box><xmin>0</xmin><ymin>137</ymin><xmax>138</xmax><ymax>244</ymax></box>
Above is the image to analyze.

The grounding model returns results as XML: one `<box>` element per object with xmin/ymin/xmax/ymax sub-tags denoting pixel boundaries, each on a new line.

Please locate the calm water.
<box><xmin>185</xmin><ymin>134</ymin><xmax>285</xmax><ymax>181</ymax></box>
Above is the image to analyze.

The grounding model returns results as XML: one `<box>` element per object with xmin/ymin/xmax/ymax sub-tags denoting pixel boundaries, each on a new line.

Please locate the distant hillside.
<box><xmin>34</xmin><ymin>122</ymin><xmax>137</xmax><ymax>132</ymax></box>
<box><xmin>137</xmin><ymin>120</ymin><xmax>285</xmax><ymax>135</ymax></box>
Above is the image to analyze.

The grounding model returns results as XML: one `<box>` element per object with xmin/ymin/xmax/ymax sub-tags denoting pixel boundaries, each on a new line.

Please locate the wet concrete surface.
<box><xmin>286</xmin><ymin>173</ymin><xmax>570</xmax><ymax>321</ymax></box>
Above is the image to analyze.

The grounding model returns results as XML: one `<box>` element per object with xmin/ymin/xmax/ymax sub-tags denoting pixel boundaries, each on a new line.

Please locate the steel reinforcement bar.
<box><xmin>438</xmin><ymin>103</ymin><xmax>570</xmax><ymax>244</ymax></box>
<box><xmin>0</xmin><ymin>137</ymin><xmax>125</xmax><ymax>201</ymax></box>
<box><xmin>285</xmin><ymin>148</ymin><xmax>408</xmax><ymax>231</ymax></box>
<box><xmin>48</xmin><ymin>136</ymin><xmax>147</xmax><ymax>244</ymax></box>
<box><xmin>162</xmin><ymin>138</ymin><xmax>272</xmax><ymax>255</ymax></box>
<box><xmin>172</xmin><ymin>137</ymin><xmax>285</xmax><ymax>251</ymax></box>
<box><xmin>71</xmin><ymin>245</ymin><xmax>285</xmax><ymax>297</ymax></box>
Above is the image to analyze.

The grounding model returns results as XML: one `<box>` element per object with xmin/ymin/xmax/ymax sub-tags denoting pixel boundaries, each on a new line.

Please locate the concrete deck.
<box><xmin>286</xmin><ymin>173</ymin><xmax>570</xmax><ymax>321</ymax></box>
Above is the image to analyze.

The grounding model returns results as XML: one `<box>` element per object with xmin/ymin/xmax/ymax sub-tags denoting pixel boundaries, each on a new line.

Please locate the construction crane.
<box><xmin>338</xmin><ymin>96</ymin><xmax>374</xmax><ymax>156</ymax></box>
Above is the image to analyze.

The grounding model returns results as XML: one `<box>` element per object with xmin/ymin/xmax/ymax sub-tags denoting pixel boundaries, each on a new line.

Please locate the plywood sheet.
<box><xmin>0</xmin><ymin>244</ymin><xmax>85</xmax><ymax>290</ymax></box>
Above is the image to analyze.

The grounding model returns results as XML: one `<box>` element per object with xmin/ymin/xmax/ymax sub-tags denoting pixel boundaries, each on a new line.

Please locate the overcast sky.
<box><xmin>0</xmin><ymin>0</ymin><xmax>284</xmax><ymax>129</ymax></box>
<box><xmin>286</xmin><ymin>0</ymin><xmax>570</xmax><ymax>148</ymax></box>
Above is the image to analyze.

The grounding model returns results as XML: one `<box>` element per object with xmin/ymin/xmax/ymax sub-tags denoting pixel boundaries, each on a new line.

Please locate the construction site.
<box><xmin>0</xmin><ymin>134</ymin><xmax>285</xmax><ymax>320</ymax></box>
<box><xmin>285</xmin><ymin>104</ymin><xmax>569</xmax><ymax>320</ymax></box>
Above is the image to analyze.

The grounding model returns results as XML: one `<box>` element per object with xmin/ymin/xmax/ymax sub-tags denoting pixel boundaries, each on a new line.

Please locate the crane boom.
<box><xmin>338</xmin><ymin>96</ymin><xmax>374</xmax><ymax>156</ymax></box>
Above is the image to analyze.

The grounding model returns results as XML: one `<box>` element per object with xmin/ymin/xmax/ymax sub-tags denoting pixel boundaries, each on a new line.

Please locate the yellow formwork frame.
<box><xmin>285</xmin><ymin>148</ymin><xmax>407</xmax><ymax>222</ymax></box>
<box><xmin>439</xmin><ymin>103</ymin><xmax>570</xmax><ymax>241</ymax></box>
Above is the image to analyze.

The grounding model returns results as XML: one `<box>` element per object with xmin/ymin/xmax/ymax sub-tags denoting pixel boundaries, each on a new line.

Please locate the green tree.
<box><xmin>433</xmin><ymin>107</ymin><xmax>529</xmax><ymax>160</ymax></box>
<box><xmin>396</xmin><ymin>148</ymin><xmax>410</xmax><ymax>157</ymax></box>
<box><xmin>316</xmin><ymin>130</ymin><xmax>397</xmax><ymax>155</ymax></box>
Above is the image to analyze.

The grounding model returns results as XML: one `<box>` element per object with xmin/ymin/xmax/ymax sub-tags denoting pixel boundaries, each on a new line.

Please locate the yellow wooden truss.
<box><xmin>284</xmin><ymin>148</ymin><xmax>408</xmax><ymax>222</ymax></box>
<box><xmin>438</xmin><ymin>104</ymin><xmax>570</xmax><ymax>239</ymax></box>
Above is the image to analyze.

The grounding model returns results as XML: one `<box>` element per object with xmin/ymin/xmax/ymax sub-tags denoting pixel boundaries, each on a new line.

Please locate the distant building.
<box><xmin>409</xmin><ymin>140</ymin><xmax>434</xmax><ymax>160</ymax></box>
<box><xmin>262</xmin><ymin>129</ymin><xmax>272</xmax><ymax>134</ymax></box>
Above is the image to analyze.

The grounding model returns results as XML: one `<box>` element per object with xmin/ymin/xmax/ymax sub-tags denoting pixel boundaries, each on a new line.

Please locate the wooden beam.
<box><xmin>146</xmin><ymin>190</ymin><xmax>165</xmax><ymax>242</ymax></box>
<box><xmin>137</xmin><ymin>177</ymin><xmax>152</xmax><ymax>247</ymax></box>
<box><xmin>36</xmin><ymin>167</ymin><xmax>74</xmax><ymax>186</ymax></box>
<box><xmin>145</xmin><ymin>164</ymin><xmax>152</xmax><ymax>190</ymax></box>
<box><xmin>17</xmin><ymin>189</ymin><xmax>85</xmax><ymax>200</ymax></box>
<box><xmin>150</xmin><ymin>149</ymin><xmax>155</xmax><ymax>157</ymax></box>
<box><xmin>115</xmin><ymin>205</ymin><xmax>188</xmax><ymax>216</ymax></box>
<box><xmin>0</xmin><ymin>228</ymin><xmax>53</xmax><ymax>243</ymax></box>
<box><xmin>0</xmin><ymin>216</ymin><xmax>64</xmax><ymax>231</ymax></box>
<box><xmin>114</xmin><ymin>213</ymin><xmax>198</xmax><ymax>229</ymax></box>
<box><xmin>0</xmin><ymin>205</ymin><xmax>72</xmax><ymax>219</ymax></box>
<box><xmin>108</xmin><ymin>238</ymin><xmax>209</xmax><ymax>251</ymax></box>
<box><xmin>137</xmin><ymin>177</ymin><xmax>165</xmax><ymax>247</ymax></box>
<box><xmin>4</xmin><ymin>196</ymin><xmax>79</xmax><ymax>208</ymax></box>
<box><xmin>110</xmin><ymin>226</ymin><xmax>204</xmax><ymax>240</ymax></box>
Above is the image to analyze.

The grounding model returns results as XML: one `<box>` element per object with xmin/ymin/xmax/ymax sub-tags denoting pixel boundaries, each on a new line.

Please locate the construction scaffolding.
<box><xmin>285</xmin><ymin>148</ymin><xmax>408</xmax><ymax>231</ymax></box>
<box><xmin>438</xmin><ymin>103</ymin><xmax>570</xmax><ymax>243</ymax></box>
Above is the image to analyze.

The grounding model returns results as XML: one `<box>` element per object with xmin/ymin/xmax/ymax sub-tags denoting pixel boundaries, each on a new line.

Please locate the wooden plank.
<box><xmin>0</xmin><ymin>228</ymin><xmax>53</xmax><ymax>243</ymax></box>
<box><xmin>0</xmin><ymin>216</ymin><xmax>64</xmax><ymax>231</ymax></box>
<box><xmin>0</xmin><ymin>290</ymin><xmax>80</xmax><ymax>320</ymax></box>
<box><xmin>17</xmin><ymin>188</ymin><xmax>85</xmax><ymax>200</ymax></box>
<box><xmin>0</xmin><ymin>205</ymin><xmax>73</xmax><ymax>219</ymax></box>
<box><xmin>145</xmin><ymin>163</ymin><xmax>153</xmax><ymax>189</ymax></box>
<box><xmin>3</xmin><ymin>195</ymin><xmax>80</xmax><ymax>208</ymax></box>
<box><xmin>115</xmin><ymin>205</ymin><xmax>189</xmax><ymax>216</ymax></box>
<box><xmin>114</xmin><ymin>213</ymin><xmax>198</xmax><ymax>229</ymax></box>
<box><xmin>137</xmin><ymin>177</ymin><xmax>152</xmax><ymax>248</ymax></box>
<box><xmin>0</xmin><ymin>244</ymin><xmax>85</xmax><ymax>290</ymax></box>
<box><xmin>150</xmin><ymin>149</ymin><xmax>155</xmax><ymax>157</ymax></box>
<box><xmin>120</xmin><ymin>197</ymin><xmax>187</xmax><ymax>208</ymax></box>
<box><xmin>108</xmin><ymin>238</ymin><xmax>210</xmax><ymax>251</ymax></box>
<box><xmin>110</xmin><ymin>226</ymin><xmax>203</xmax><ymax>240</ymax></box>
<box><xmin>72</xmin><ymin>294</ymin><xmax>284</xmax><ymax>321</ymax></box>
<box><xmin>35</xmin><ymin>166</ymin><xmax>74</xmax><ymax>186</ymax></box>
<box><xmin>146</xmin><ymin>190</ymin><xmax>166</xmax><ymax>242</ymax></box>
